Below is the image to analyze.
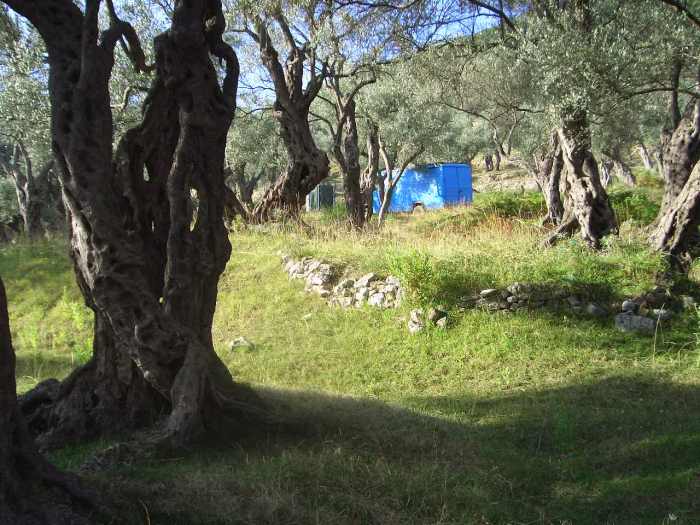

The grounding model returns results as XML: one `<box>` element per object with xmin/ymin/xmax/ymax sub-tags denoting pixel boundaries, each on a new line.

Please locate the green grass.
<box><xmin>0</xmin><ymin>241</ymin><xmax>92</xmax><ymax>392</ymax></box>
<box><xmin>3</xmin><ymin>188</ymin><xmax>700</xmax><ymax>524</ymax></box>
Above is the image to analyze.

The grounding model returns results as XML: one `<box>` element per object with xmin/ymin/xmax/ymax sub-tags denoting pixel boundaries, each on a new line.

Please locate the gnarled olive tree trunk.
<box><xmin>649</xmin><ymin>97</ymin><xmax>700</xmax><ymax>265</ymax></box>
<box><xmin>546</xmin><ymin>109</ymin><xmax>617</xmax><ymax>248</ymax></box>
<box><xmin>249</xmin><ymin>16</ymin><xmax>329</xmax><ymax>222</ymax></box>
<box><xmin>532</xmin><ymin>134</ymin><xmax>565</xmax><ymax>226</ymax></box>
<box><xmin>7</xmin><ymin>0</ymin><xmax>254</xmax><ymax>451</ymax></box>
<box><xmin>0</xmin><ymin>277</ymin><xmax>99</xmax><ymax>524</ymax></box>
<box><xmin>360</xmin><ymin>122</ymin><xmax>380</xmax><ymax>223</ymax></box>
<box><xmin>333</xmin><ymin>99</ymin><xmax>364</xmax><ymax>228</ymax></box>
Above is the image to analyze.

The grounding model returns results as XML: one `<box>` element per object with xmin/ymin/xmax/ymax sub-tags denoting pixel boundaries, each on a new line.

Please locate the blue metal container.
<box><xmin>373</xmin><ymin>163</ymin><xmax>472</xmax><ymax>213</ymax></box>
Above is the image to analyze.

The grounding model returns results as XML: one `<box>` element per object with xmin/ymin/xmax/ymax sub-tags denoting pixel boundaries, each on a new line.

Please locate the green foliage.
<box><xmin>421</xmin><ymin>191</ymin><xmax>547</xmax><ymax>233</ymax></box>
<box><xmin>0</xmin><ymin>176</ymin><xmax>18</xmax><ymax>224</ymax></box>
<box><xmin>0</xmin><ymin>241</ymin><xmax>91</xmax><ymax>392</ymax></box>
<box><xmin>387</xmin><ymin>250</ymin><xmax>447</xmax><ymax>305</ymax></box>
<box><xmin>635</xmin><ymin>169</ymin><xmax>666</xmax><ymax>190</ymax></box>
<box><xmin>609</xmin><ymin>189</ymin><xmax>661</xmax><ymax>226</ymax></box>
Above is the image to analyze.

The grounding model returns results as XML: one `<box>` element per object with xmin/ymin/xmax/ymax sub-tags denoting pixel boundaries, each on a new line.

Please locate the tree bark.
<box><xmin>547</xmin><ymin>108</ymin><xmax>617</xmax><ymax>248</ymax></box>
<box><xmin>0</xmin><ymin>141</ymin><xmax>44</xmax><ymax>239</ymax></box>
<box><xmin>227</xmin><ymin>162</ymin><xmax>258</xmax><ymax>209</ymax></box>
<box><xmin>333</xmin><ymin>99</ymin><xmax>364</xmax><ymax>228</ymax></box>
<box><xmin>654</xmin><ymin>98</ymin><xmax>700</xmax><ymax>228</ymax></box>
<box><xmin>494</xmin><ymin>148</ymin><xmax>501</xmax><ymax>171</ymax></box>
<box><xmin>599</xmin><ymin>158</ymin><xmax>613</xmax><ymax>188</ymax></box>
<box><xmin>613</xmin><ymin>158</ymin><xmax>636</xmax><ymax>186</ymax></box>
<box><xmin>248</xmin><ymin>16</ymin><xmax>329</xmax><ymax>222</ymax></box>
<box><xmin>0</xmin><ymin>277</ymin><xmax>99</xmax><ymax>524</ymax></box>
<box><xmin>7</xmin><ymin>0</ymin><xmax>258</xmax><ymax>451</ymax></box>
<box><xmin>222</xmin><ymin>163</ymin><xmax>258</xmax><ymax>223</ymax></box>
<box><xmin>532</xmin><ymin>133</ymin><xmax>564</xmax><ymax>226</ymax></box>
<box><xmin>360</xmin><ymin>122</ymin><xmax>379</xmax><ymax>223</ymax></box>
<box><xmin>484</xmin><ymin>153</ymin><xmax>494</xmax><ymax>172</ymax></box>
<box><xmin>650</xmin><ymin>98</ymin><xmax>700</xmax><ymax>263</ymax></box>
<box><xmin>638</xmin><ymin>143</ymin><xmax>654</xmax><ymax>170</ymax></box>
<box><xmin>650</xmin><ymin>162</ymin><xmax>700</xmax><ymax>268</ymax></box>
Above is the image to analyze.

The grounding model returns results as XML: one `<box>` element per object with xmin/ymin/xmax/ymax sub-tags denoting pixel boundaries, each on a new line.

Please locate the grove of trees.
<box><xmin>0</xmin><ymin>0</ymin><xmax>699</xmax><ymax>521</ymax></box>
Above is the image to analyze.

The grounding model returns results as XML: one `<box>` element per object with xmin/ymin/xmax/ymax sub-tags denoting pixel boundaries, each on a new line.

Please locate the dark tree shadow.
<box><xmin>82</xmin><ymin>374</ymin><xmax>700</xmax><ymax>525</ymax></box>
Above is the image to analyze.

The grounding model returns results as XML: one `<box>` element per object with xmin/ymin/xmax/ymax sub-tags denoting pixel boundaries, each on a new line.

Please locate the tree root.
<box><xmin>542</xmin><ymin>216</ymin><xmax>579</xmax><ymax>247</ymax></box>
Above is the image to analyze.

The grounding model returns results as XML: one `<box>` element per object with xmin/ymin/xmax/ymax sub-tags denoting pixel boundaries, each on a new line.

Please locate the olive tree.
<box><xmin>2</xmin><ymin>0</ymin><xmax>256</xmax><ymax>459</ymax></box>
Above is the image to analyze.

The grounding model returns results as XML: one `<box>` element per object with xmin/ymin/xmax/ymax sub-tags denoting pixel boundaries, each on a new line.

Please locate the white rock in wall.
<box><xmin>368</xmin><ymin>292</ymin><xmax>385</xmax><ymax>307</ymax></box>
<box><xmin>355</xmin><ymin>273</ymin><xmax>378</xmax><ymax>288</ymax></box>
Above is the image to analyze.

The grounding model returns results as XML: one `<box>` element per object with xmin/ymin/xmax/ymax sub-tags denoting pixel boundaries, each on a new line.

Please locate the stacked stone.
<box><xmin>471</xmin><ymin>283</ymin><xmax>550</xmax><ymax>312</ymax></box>
<box><xmin>281</xmin><ymin>255</ymin><xmax>402</xmax><ymax>309</ymax></box>
<box><xmin>329</xmin><ymin>273</ymin><xmax>402</xmax><ymax>309</ymax></box>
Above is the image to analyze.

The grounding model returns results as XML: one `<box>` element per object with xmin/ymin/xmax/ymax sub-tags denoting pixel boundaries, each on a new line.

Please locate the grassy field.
<box><xmin>3</xmin><ymin>181</ymin><xmax>700</xmax><ymax>524</ymax></box>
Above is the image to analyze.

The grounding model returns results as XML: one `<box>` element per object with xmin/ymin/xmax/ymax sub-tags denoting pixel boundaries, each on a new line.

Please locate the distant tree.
<box><xmin>232</xmin><ymin>1</ymin><xmax>332</xmax><ymax>222</ymax></box>
<box><xmin>359</xmin><ymin>64</ymin><xmax>455</xmax><ymax>226</ymax></box>
<box><xmin>0</xmin><ymin>10</ymin><xmax>57</xmax><ymax>237</ymax></box>
<box><xmin>225</xmin><ymin>109</ymin><xmax>286</xmax><ymax>215</ymax></box>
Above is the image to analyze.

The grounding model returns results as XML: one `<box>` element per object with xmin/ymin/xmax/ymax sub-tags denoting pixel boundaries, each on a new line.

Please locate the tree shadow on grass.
<box><xmin>98</xmin><ymin>374</ymin><xmax>700</xmax><ymax>525</ymax></box>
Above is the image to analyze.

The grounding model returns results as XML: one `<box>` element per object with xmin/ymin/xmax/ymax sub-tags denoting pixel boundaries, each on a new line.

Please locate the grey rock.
<box><xmin>355</xmin><ymin>287</ymin><xmax>370</xmax><ymax>303</ymax></box>
<box><xmin>480</xmin><ymin>289</ymin><xmax>499</xmax><ymax>298</ymax></box>
<box><xmin>508</xmin><ymin>282</ymin><xmax>530</xmax><ymax>296</ymax></box>
<box><xmin>408</xmin><ymin>320</ymin><xmax>424</xmax><ymax>334</ymax></box>
<box><xmin>368</xmin><ymin>292</ymin><xmax>386</xmax><ymax>307</ymax></box>
<box><xmin>410</xmin><ymin>308</ymin><xmax>424</xmax><ymax>323</ymax></box>
<box><xmin>427</xmin><ymin>307</ymin><xmax>448</xmax><ymax>323</ymax></box>
<box><xmin>621</xmin><ymin>299</ymin><xmax>639</xmax><ymax>313</ymax></box>
<box><xmin>500</xmin><ymin>290</ymin><xmax>512</xmax><ymax>300</ymax></box>
<box><xmin>308</xmin><ymin>273</ymin><xmax>330</xmax><ymax>287</ymax></box>
<box><xmin>288</xmin><ymin>262</ymin><xmax>303</xmax><ymax>277</ymax></box>
<box><xmin>381</xmin><ymin>284</ymin><xmax>398</xmax><ymax>294</ymax></box>
<box><xmin>355</xmin><ymin>273</ymin><xmax>379</xmax><ymax>288</ymax></box>
<box><xmin>305</xmin><ymin>260</ymin><xmax>321</xmax><ymax>274</ymax></box>
<box><xmin>567</xmin><ymin>295</ymin><xmax>582</xmax><ymax>307</ymax></box>
<box><xmin>228</xmin><ymin>336</ymin><xmax>254</xmax><ymax>351</ymax></box>
<box><xmin>681</xmin><ymin>295</ymin><xmax>696</xmax><ymax>310</ymax></box>
<box><xmin>585</xmin><ymin>302</ymin><xmax>607</xmax><ymax>318</ymax></box>
<box><xmin>652</xmin><ymin>308</ymin><xmax>673</xmax><ymax>321</ymax></box>
<box><xmin>615</xmin><ymin>313</ymin><xmax>656</xmax><ymax>334</ymax></box>
<box><xmin>334</xmin><ymin>278</ymin><xmax>355</xmax><ymax>291</ymax></box>
<box><xmin>338</xmin><ymin>296</ymin><xmax>354</xmax><ymax>308</ymax></box>
<box><xmin>408</xmin><ymin>308</ymin><xmax>425</xmax><ymax>334</ymax></box>
<box><xmin>386</xmin><ymin>276</ymin><xmax>401</xmax><ymax>286</ymax></box>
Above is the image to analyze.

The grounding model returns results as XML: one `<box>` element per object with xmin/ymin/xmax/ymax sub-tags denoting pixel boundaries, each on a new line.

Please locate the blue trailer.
<box><xmin>373</xmin><ymin>163</ymin><xmax>473</xmax><ymax>213</ymax></box>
